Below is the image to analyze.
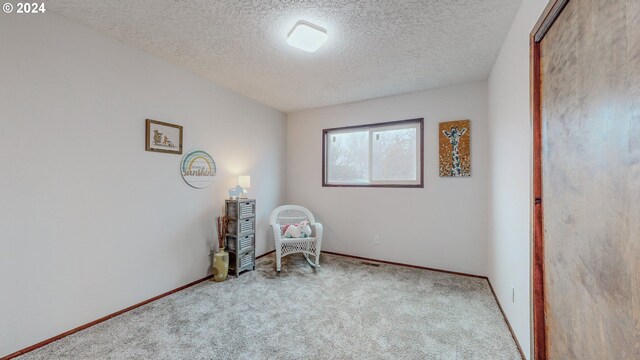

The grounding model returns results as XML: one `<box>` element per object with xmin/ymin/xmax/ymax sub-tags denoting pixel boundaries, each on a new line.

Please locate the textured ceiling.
<box><xmin>47</xmin><ymin>0</ymin><xmax>522</xmax><ymax>112</ymax></box>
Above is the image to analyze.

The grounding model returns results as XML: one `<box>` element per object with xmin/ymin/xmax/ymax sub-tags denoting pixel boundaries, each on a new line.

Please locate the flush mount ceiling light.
<box><xmin>286</xmin><ymin>20</ymin><xmax>328</xmax><ymax>53</ymax></box>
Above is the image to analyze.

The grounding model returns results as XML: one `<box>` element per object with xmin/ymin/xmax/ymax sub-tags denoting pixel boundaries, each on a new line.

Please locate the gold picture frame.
<box><xmin>145</xmin><ymin>119</ymin><xmax>183</xmax><ymax>154</ymax></box>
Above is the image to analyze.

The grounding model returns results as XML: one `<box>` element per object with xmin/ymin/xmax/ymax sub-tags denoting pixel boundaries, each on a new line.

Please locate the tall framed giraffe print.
<box><xmin>439</xmin><ymin>119</ymin><xmax>470</xmax><ymax>177</ymax></box>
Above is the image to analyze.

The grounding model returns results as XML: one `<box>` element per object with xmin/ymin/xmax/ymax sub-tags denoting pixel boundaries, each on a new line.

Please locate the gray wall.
<box><xmin>487</xmin><ymin>0</ymin><xmax>548</xmax><ymax>358</ymax></box>
<box><xmin>0</xmin><ymin>12</ymin><xmax>286</xmax><ymax>356</ymax></box>
<box><xmin>287</xmin><ymin>82</ymin><xmax>490</xmax><ymax>276</ymax></box>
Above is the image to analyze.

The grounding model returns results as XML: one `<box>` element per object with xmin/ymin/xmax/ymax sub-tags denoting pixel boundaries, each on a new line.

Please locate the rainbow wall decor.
<box><xmin>181</xmin><ymin>149</ymin><xmax>216</xmax><ymax>188</ymax></box>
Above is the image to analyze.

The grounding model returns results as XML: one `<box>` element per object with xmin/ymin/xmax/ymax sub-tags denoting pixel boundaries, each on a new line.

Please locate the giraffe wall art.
<box><xmin>439</xmin><ymin>119</ymin><xmax>471</xmax><ymax>177</ymax></box>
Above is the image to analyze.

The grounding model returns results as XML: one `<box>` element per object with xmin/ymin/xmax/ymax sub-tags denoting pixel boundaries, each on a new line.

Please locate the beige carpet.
<box><xmin>19</xmin><ymin>253</ymin><xmax>522</xmax><ymax>359</ymax></box>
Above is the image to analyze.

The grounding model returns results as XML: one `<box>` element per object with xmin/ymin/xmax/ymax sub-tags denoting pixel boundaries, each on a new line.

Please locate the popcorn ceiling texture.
<box><xmin>47</xmin><ymin>0</ymin><xmax>521</xmax><ymax>112</ymax></box>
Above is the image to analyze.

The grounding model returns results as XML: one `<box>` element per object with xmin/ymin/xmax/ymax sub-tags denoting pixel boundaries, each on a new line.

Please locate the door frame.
<box><xmin>530</xmin><ymin>1</ymin><xmax>570</xmax><ymax>359</ymax></box>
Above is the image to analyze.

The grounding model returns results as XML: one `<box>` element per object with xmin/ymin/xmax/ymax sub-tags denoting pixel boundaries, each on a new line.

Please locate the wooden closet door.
<box><xmin>539</xmin><ymin>0</ymin><xmax>639</xmax><ymax>358</ymax></box>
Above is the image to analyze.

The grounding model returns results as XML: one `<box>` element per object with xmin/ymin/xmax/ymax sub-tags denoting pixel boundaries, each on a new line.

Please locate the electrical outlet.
<box><xmin>511</xmin><ymin>285</ymin><xmax>515</xmax><ymax>303</ymax></box>
<box><xmin>374</xmin><ymin>235</ymin><xmax>381</xmax><ymax>245</ymax></box>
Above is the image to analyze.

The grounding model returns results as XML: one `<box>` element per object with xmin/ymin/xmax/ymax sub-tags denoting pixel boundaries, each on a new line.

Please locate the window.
<box><xmin>322</xmin><ymin>118</ymin><xmax>423</xmax><ymax>187</ymax></box>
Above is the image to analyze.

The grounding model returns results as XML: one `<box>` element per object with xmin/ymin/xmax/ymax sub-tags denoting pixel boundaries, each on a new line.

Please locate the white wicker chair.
<box><xmin>270</xmin><ymin>205</ymin><xmax>323</xmax><ymax>272</ymax></box>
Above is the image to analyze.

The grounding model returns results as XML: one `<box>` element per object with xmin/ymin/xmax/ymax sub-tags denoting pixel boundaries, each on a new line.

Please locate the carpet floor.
<box><xmin>18</xmin><ymin>253</ymin><xmax>522</xmax><ymax>359</ymax></box>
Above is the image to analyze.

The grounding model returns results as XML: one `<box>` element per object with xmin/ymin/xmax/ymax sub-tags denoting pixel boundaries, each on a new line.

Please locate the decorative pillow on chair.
<box><xmin>282</xmin><ymin>221</ymin><xmax>312</xmax><ymax>238</ymax></box>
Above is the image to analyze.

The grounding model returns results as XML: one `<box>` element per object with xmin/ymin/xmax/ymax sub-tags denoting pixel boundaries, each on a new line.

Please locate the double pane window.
<box><xmin>323</xmin><ymin>119</ymin><xmax>423</xmax><ymax>187</ymax></box>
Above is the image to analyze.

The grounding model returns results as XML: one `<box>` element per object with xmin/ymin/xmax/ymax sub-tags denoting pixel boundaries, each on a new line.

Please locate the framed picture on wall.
<box><xmin>145</xmin><ymin>119</ymin><xmax>183</xmax><ymax>154</ymax></box>
<box><xmin>439</xmin><ymin>119</ymin><xmax>471</xmax><ymax>177</ymax></box>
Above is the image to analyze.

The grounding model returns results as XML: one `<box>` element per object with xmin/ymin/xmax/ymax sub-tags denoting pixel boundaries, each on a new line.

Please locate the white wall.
<box><xmin>487</xmin><ymin>0</ymin><xmax>548</xmax><ymax>358</ymax></box>
<box><xmin>287</xmin><ymin>82</ymin><xmax>489</xmax><ymax>276</ymax></box>
<box><xmin>0</xmin><ymin>13</ymin><xmax>286</xmax><ymax>356</ymax></box>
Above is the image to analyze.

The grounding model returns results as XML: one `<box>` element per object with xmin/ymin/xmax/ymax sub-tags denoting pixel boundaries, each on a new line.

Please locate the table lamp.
<box><xmin>238</xmin><ymin>175</ymin><xmax>250</xmax><ymax>199</ymax></box>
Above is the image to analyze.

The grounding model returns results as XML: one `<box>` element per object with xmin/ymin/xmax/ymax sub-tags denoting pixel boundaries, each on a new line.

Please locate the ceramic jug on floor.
<box><xmin>212</xmin><ymin>247</ymin><xmax>229</xmax><ymax>282</ymax></box>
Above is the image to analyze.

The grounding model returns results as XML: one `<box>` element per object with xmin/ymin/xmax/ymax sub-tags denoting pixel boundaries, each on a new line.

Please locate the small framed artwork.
<box><xmin>145</xmin><ymin>119</ymin><xmax>183</xmax><ymax>154</ymax></box>
<box><xmin>439</xmin><ymin>119</ymin><xmax>471</xmax><ymax>177</ymax></box>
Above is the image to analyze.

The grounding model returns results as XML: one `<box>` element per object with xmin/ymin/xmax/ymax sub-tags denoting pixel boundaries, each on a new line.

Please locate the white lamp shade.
<box><xmin>286</xmin><ymin>20</ymin><xmax>328</xmax><ymax>53</ymax></box>
<box><xmin>238</xmin><ymin>175</ymin><xmax>251</xmax><ymax>189</ymax></box>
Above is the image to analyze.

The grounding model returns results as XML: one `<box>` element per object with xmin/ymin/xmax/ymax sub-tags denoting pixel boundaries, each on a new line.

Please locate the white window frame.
<box><xmin>322</xmin><ymin>118</ymin><xmax>424</xmax><ymax>188</ymax></box>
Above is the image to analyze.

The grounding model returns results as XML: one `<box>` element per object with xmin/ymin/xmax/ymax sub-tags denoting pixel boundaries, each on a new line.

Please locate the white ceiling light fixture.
<box><xmin>286</xmin><ymin>20</ymin><xmax>328</xmax><ymax>53</ymax></box>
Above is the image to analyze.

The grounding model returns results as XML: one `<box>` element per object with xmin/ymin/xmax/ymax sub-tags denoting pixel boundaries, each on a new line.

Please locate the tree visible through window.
<box><xmin>323</xmin><ymin>119</ymin><xmax>423</xmax><ymax>187</ymax></box>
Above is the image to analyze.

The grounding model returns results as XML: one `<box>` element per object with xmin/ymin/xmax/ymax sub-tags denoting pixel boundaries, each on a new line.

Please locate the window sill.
<box><xmin>322</xmin><ymin>183</ymin><xmax>424</xmax><ymax>188</ymax></box>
